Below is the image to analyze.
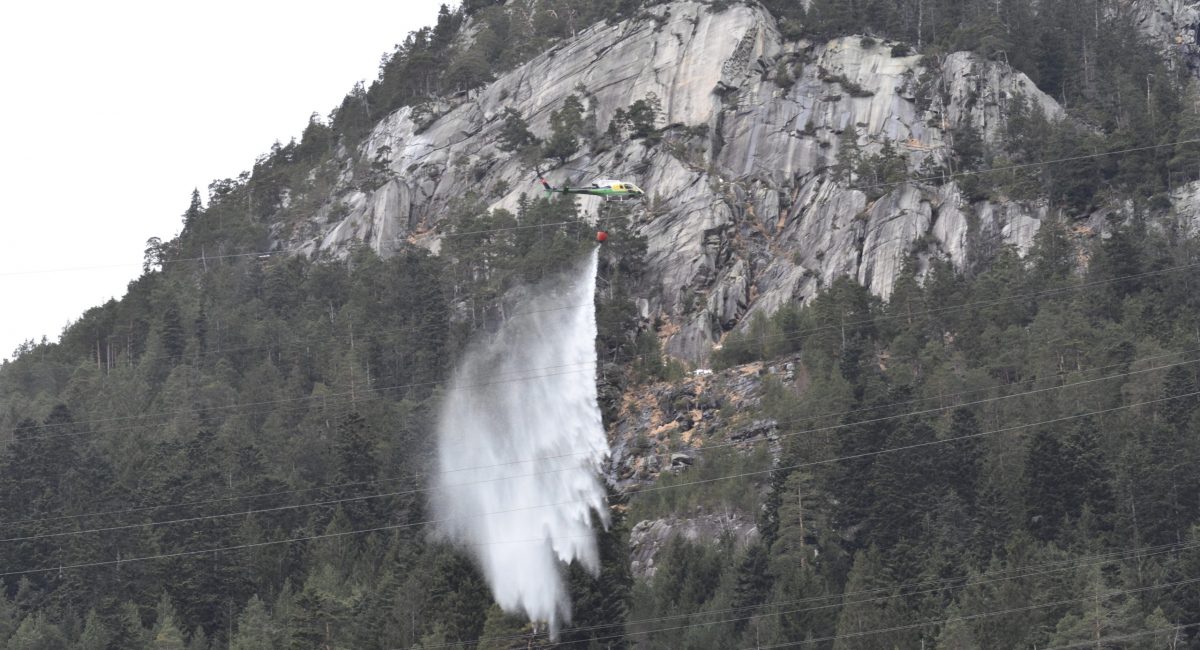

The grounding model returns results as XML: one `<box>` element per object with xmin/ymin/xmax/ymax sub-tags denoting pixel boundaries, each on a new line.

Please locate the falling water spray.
<box><xmin>432</xmin><ymin>248</ymin><xmax>609</xmax><ymax>635</ymax></box>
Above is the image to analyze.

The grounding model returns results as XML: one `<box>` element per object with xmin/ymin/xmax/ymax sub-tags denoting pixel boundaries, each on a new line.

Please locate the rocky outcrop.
<box><xmin>1170</xmin><ymin>180</ymin><xmax>1200</xmax><ymax>233</ymax></box>
<box><xmin>630</xmin><ymin>511</ymin><xmax>759</xmax><ymax>579</ymax></box>
<box><xmin>1132</xmin><ymin>0</ymin><xmax>1200</xmax><ymax>74</ymax></box>
<box><xmin>606</xmin><ymin>356</ymin><xmax>796</xmax><ymax>492</ymax></box>
<box><xmin>272</xmin><ymin>2</ymin><xmax>1070</xmax><ymax>362</ymax></box>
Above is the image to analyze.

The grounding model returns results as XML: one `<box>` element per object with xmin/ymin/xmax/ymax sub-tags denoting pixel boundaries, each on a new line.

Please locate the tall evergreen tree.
<box><xmin>159</xmin><ymin>302</ymin><xmax>187</xmax><ymax>362</ymax></box>
<box><xmin>1024</xmin><ymin>427</ymin><xmax>1069</xmax><ymax>541</ymax></box>
<box><xmin>182</xmin><ymin>189</ymin><xmax>203</xmax><ymax>229</ymax></box>
<box><xmin>832</xmin><ymin>548</ymin><xmax>910</xmax><ymax>650</ymax></box>
<box><xmin>229</xmin><ymin>596</ymin><xmax>278</xmax><ymax>650</ymax></box>
<box><xmin>543</xmin><ymin>94</ymin><xmax>586</xmax><ymax>164</ymax></box>
<box><xmin>562</xmin><ymin>487</ymin><xmax>633</xmax><ymax>648</ymax></box>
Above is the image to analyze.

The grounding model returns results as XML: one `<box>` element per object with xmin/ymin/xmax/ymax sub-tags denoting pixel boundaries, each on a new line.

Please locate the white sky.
<box><xmin>0</xmin><ymin>0</ymin><xmax>451</xmax><ymax>361</ymax></box>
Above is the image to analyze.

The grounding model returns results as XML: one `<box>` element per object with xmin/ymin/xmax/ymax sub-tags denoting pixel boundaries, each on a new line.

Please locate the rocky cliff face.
<box><xmin>1132</xmin><ymin>0</ymin><xmax>1200</xmax><ymax>74</ymax></box>
<box><xmin>273</xmin><ymin>2</ymin><xmax>1081</xmax><ymax>362</ymax></box>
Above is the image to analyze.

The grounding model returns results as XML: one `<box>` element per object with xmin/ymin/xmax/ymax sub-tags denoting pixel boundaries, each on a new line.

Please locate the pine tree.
<box><xmin>941</xmin><ymin>407</ymin><xmax>982</xmax><ymax>504</ymax></box>
<box><xmin>1026</xmin><ymin>219</ymin><xmax>1075</xmax><ymax>289</ymax></box>
<box><xmin>832</xmin><ymin>548</ymin><xmax>907</xmax><ymax>650</ymax></box>
<box><xmin>953</xmin><ymin>545</ymin><xmax>1042</xmax><ymax>647</ymax></box>
<box><xmin>973</xmin><ymin>479</ymin><xmax>1015</xmax><ymax>563</ymax></box>
<box><xmin>865</xmin><ymin>419</ymin><xmax>938</xmax><ymax>557</ymax></box>
<box><xmin>476</xmin><ymin>605</ymin><xmax>529</xmax><ymax>649</ymax></box>
<box><xmin>767</xmin><ymin>559</ymin><xmax>836</xmax><ymax>645</ymax></box>
<box><xmin>624</xmin><ymin>93</ymin><xmax>662</xmax><ymax>141</ymax></box>
<box><xmin>186</xmin><ymin>627</ymin><xmax>209</xmax><ymax>650</ymax></box>
<box><xmin>335</xmin><ymin>411</ymin><xmax>378</xmax><ymax>482</ymax></box>
<box><xmin>1088</xmin><ymin>215</ymin><xmax>1146</xmax><ymax>318</ymax></box>
<box><xmin>497</xmin><ymin>108</ymin><xmax>538</xmax><ymax>153</ymax></box>
<box><xmin>1139</xmin><ymin>607</ymin><xmax>1182</xmax><ymax>649</ymax></box>
<box><xmin>182</xmin><ymin>189</ymin><xmax>203</xmax><ymax>229</ymax></box>
<box><xmin>542</xmin><ymin>94</ymin><xmax>586</xmax><ymax>164</ymax></box>
<box><xmin>1123</xmin><ymin>417</ymin><xmax>1199</xmax><ymax>547</ymax></box>
<box><xmin>562</xmin><ymin>487</ymin><xmax>633</xmax><ymax>648</ymax></box>
<box><xmin>285</xmin><ymin>584</ymin><xmax>347</xmax><ymax>650</ymax></box>
<box><xmin>104</xmin><ymin>602</ymin><xmax>149</xmax><ymax>650</ymax></box>
<box><xmin>76</xmin><ymin>609</ymin><xmax>113</xmax><ymax>650</ymax></box>
<box><xmin>1025</xmin><ymin>426</ymin><xmax>1070</xmax><ymax>540</ymax></box>
<box><xmin>150</xmin><ymin>616</ymin><xmax>187</xmax><ymax>648</ymax></box>
<box><xmin>835</xmin><ymin>126</ymin><xmax>862</xmax><ymax>183</ymax></box>
<box><xmin>806</xmin><ymin>0</ymin><xmax>857</xmax><ymax>36</ymax></box>
<box><xmin>143</xmin><ymin>237</ymin><xmax>166</xmax><ymax>273</ymax></box>
<box><xmin>0</xmin><ymin>590</ymin><xmax>19</xmax><ymax>646</ymax></box>
<box><xmin>1060</xmin><ymin>415</ymin><xmax>1114</xmax><ymax>529</ymax></box>
<box><xmin>422</xmin><ymin>549</ymin><xmax>491</xmax><ymax>644</ymax></box>
<box><xmin>934</xmin><ymin>603</ymin><xmax>980</xmax><ymax>650</ymax></box>
<box><xmin>230</xmin><ymin>596</ymin><xmax>278</xmax><ymax>650</ymax></box>
<box><xmin>1169</xmin><ymin>86</ymin><xmax>1200</xmax><ymax>183</ymax></box>
<box><xmin>1162</xmin><ymin>365</ymin><xmax>1199</xmax><ymax>431</ymax></box>
<box><xmin>730</xmin><ymin>543</ymin><xmax>772</xmax><ymax>631</ymax></box>
<box><xmin>6</xmin><ymin>612</ymin><xmax>68</xmax><ymax>650</ymax></box>
<box><xmin>1047</xmin><ymin>564</ymin><xmax>1142</xmax><ymax>648</ymax></box>
<box><xmin>159</xmin><ymin>302</ymin><xmax>187</xmax><ymax>362</ymax></box>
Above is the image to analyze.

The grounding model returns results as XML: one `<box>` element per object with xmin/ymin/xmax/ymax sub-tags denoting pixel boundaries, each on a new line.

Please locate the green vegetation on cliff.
<box><xmin>5</xmin><ymin>1</ymin><xmax>1200</xmax><ymax>648</ymax></box>
<box><xmin>630</xmin><ymin>217</ymin><xmax>1200</xmax><ymax>648</ymax></box>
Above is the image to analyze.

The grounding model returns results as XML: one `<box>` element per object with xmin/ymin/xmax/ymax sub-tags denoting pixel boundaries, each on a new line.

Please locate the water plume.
<box><xmin>432</xmin><ymin>248</ymin><xmax>609</xmax><ymax>635</ymax></box>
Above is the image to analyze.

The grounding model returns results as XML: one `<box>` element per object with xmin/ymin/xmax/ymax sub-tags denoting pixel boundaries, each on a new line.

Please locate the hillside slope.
<box><xmin>272</xmin><ymin>2</ymin><xmax>1073</xmax><ymax>362</ymax></box>
<box><xmin>2</xmin><ymin>1</ymin><xmax>1200</xmax><ymax>648</ymax></box>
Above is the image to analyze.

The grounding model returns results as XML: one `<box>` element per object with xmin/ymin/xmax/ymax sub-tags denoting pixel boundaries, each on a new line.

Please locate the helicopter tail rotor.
<box><xmin>533</xmin><ymin>164</ymin><xmax>555</xmax><ymax>193</ymax></box>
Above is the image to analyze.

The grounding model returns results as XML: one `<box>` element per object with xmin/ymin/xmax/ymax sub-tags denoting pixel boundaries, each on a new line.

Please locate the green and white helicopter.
<box><xmin>534</xmin><ymin>168</ymin><xmax>646</xmax><ymax>242</ymax></box>
<box><xmin>538</xmin><ymin>174</ymin><xmax>646</xmax><ymax>202</ymax></box>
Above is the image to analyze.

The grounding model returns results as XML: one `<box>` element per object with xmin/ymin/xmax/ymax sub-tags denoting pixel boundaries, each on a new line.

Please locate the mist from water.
<box><xmin>432</xmin><ymin>248</ymin><xmax>609</xmax><ymax>635</ymax></box>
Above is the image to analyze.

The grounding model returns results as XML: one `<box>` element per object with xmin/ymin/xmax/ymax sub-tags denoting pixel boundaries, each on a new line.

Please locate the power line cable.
<box><xmin>4</xmin><ymin>350</ymin><xmax>1190</xmax><ymax>542</ymax></box>
<box><xmin>4</xmin><ymin>351</ymin><xmax>1192</xmax><ymax>540</ymax></box>
<box><xmin>3</xmin><ymin>389</ymin><xmax>1195</xmax><ymax>577</ymax></box>
<box><xmin>0</xmin><ymin>207</ymin><xmax>634</xmax><ymax>278</ymax></box>
<box><xmin>13</xmin><ymin>256</ymin><xmax>1200</xmax><ymax>436</ymax></box>
<box><xmin>729</xmin><ymin>578</ymin><xmax>1200</xmax><ymax>647</ymax></box>
<box><xmin>849</xmin><ymin>138</ymin><xmax>1200</xmax><ymax>192</ymax></box>
<box><xmin>558</xmin><ymin>573</ymin><xmax>1200</xmax><ymax>649</ymax></box>
<box><xmin>740</xmin><ymin>576</ymin><xmax>1200</xmax><ymax>649</ymax></box>
<box><xmin>1040</xmin><ymin>622</ymin><xmax>1200</xmax><ymax>650</ymax></box>
<box><xmin>7</xmin><ymin>300</ymin><xmax>594</xmax><ymax>376</ymax></box>
<box><xmin>627</xmin><ymin>389</ymin><xmax>1200</xmax><ymax>504</ymax></box>
<box><xmin>6</xmin><ymin>361</ymin><xmax>598</xmax><ymax>441</ymax></box>
<box><xmin>3</xmin><ymin>340</ymin><xmax>1183</xmax><ymax>529</ymax></box>
<box><xmin>6</xmin><ymin>136</ymin><xmax>1200</xmax><ymax>278</ymax></box>
<box><xmin>424</xmin><ymin>536</ymin><xmax>1200</xmax><ymax>649</ymax></box>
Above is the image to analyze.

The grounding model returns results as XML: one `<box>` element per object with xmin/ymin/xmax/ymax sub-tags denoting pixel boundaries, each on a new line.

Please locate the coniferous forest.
<box><xmin>4</xmin><ymin>1</ymin><xmax>1200</xmax><ymax>648</ymax></box>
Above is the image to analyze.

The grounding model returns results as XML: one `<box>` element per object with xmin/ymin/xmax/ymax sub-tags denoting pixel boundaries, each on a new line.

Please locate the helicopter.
<box><xmin>538</xmin><ymin>175</ymin><xmax>646</xmax><ymax>202</ymax></box>
<box><xmin>533</xmin><ymin>168</ymin><xmax>646</xmax><ymax>242</ymax></box>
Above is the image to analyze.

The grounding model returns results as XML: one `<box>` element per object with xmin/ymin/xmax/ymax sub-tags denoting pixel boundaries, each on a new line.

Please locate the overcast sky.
<box><xmin>0</xmin><ymin>0</ymin><xmax>450</xmax><ymax>361</ymax></box>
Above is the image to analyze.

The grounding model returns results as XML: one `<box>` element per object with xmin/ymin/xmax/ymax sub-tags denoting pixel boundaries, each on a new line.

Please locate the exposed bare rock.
<box><xmin>1131</xmin><ymin>0</ymin><xmax>1200</xmax><ymax>74</ymax></box>
<box><xmin>857</xmin><ymin>184</ymin><xmax>932</xmax><ymax>300</ymax></box>
<box><xmin>629</xmin><ymin>511</ymin><xmax>759</xmax><ymax>579</ymax></box>
<box><xmin>1170</xmin><ymin>180</ymin><xmax>1200</xmax><ymax>233</ymax></box>
<box><xmin>938</xmin><ymin>52</ymin><xmax>1062</xmax><ymax>142</ymax></box>
<box><xmin>930</xmin><ymin>184</ymin><xmax>971</xmax><ymax>268</ymax></box>
<box><xmin>670</xmin><ymin>452</ymin><xmax>694</xmax><ymax>466</ymax></box>
<box><xmin>269</xmin><ymin>2</ymin><xmax>1079</xmax><ymax>363</ymax></box>
<box><xmin>728</xmin><ymin>419</ymin><xmax>778</xmax><ymax>443</ymax></box>
<box><xmin>606</xmin><ymin>358</ymin><xmax>795</xmax><ymax>491</ymax></box>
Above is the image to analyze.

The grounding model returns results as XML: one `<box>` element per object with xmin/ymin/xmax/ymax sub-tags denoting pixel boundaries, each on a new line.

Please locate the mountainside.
<box><xmin>3</xmin><ymin>1</ymin><xmax>1200</xmax><ymax>648</ymax></box>
<box><xmin>267</xmin><ymin>1</ymin><xmax>1200</xmax><ymax>364</ymax></box>
<box><xmin>1133</xmin><ymin>0</ymin><xmax>1200</xmax><ymax>73</ymax></box>
<box><xmin>274</xmin><ymin>2</ymin><xmax>1071</xmax><ymax>362</ymax></box>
